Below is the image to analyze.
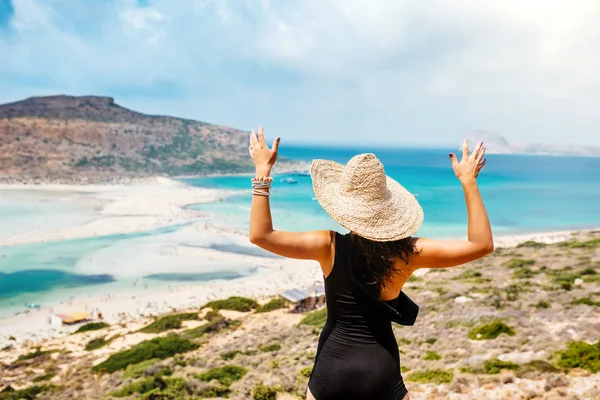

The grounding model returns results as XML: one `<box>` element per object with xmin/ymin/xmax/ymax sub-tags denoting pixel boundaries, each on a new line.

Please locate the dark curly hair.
<box><xmin>348</xmin><ymin>232</ymin><xmax>420</xmax><ymax>295</ymax></box>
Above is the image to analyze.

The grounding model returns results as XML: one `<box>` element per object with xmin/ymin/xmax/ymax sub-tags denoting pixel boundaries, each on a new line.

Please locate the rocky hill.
<box><xmin>0</xmin><ymin>95</ymin><xmax>292</xmax><ymax>182</ymax></box>
<box><xmin>466</xmin><ymin>131</ymin><xmax>600</xmax><ymax>157</ymax></box>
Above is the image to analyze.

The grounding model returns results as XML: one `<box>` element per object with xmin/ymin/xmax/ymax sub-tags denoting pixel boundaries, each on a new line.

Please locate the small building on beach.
<box><xmin>49</xmin><ymin>312</ymin><xmax>92</xmax><ymax>328</ymax></box>
<box><xmin>279</xmin><ymin>285</ymin><xmax>325</xmax><ymax>313</ymax></box>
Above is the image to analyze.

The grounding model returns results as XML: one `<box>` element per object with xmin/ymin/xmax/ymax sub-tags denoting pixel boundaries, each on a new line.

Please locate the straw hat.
<box><xmin>310</xmin><ymin>153</ymin><xmax>424</xmax><ymax>241</ymax></box>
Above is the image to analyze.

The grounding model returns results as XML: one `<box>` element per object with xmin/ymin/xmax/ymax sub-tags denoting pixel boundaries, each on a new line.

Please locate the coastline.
<box><xmin>0</xmin><ymin>177</ymin><xmax>236</xmax><ymax>247</ymax></box>
<box><xmin>0</xmin><ymin>176</ymin><xmax>598</xmax><ymax>349</ymax></box>
<box><xmin>176</xmin><ymin>159</ymin><xmax>312</xmax><ymax>179</ymax></box>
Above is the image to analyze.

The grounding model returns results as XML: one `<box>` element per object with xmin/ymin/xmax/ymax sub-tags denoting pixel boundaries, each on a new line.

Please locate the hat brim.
<box><xmin>310</xmin><ymin>159</ymin><xmax>424</xmax><ymax>241</ymax></box>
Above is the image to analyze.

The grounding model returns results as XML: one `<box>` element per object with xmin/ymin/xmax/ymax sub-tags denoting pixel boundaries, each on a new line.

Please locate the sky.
<box><xmin>0</xmin><ymin>0</ymin><xmax>599</xmax><ymax>147</ymax></box>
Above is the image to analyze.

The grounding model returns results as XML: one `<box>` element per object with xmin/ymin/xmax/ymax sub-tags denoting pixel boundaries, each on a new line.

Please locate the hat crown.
<box><xmin>339</xmin><ymin>153</ymin><xmax>389</xmax><ymax>199</ymax></box>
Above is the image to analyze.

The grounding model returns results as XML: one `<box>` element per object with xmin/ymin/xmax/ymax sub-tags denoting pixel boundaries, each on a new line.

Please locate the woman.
<box><xmin>248</xmin><ymin>127</ymin><xmax>493</xmax><ymax>400</ymax></box>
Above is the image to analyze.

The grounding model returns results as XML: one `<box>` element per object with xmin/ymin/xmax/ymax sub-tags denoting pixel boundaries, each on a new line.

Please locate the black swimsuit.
<box><xmin>308</xmin><ymin>233</ymin><xmax>419</xmax><ymax>400</ymax></box>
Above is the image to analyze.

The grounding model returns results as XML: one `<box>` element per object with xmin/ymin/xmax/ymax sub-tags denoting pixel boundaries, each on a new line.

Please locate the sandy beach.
<box><xmin>0</xmin><ymin>177</ymin><xmax>234</xmax><ymax>247</ymax></box>
<box><xmin>0</xmin><ymin>177</ymin><xmax>597</xmax><ymax>350</ymax></box>
<box><xmin>0</xmin><ymin>177</ymin><xmax>322</xmax><ymax>349</ymax></box>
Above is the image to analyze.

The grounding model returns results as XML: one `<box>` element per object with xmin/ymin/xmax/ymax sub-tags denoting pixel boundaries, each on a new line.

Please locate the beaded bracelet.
<box><xmin>252</xmin><ymin>177</ymin><xmax>272</xmax><ymax>196</ymax></box>
<box><xmin>251</xmin><ymin>176</ymin><xmax>273</xmax><ymax>183</ymax></box>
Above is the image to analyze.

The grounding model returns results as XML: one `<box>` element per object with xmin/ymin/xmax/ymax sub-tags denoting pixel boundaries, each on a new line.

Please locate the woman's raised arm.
<box><xmin>411</xmin><ymin>140</ymin><xmax>493</xmax><ymax>269</ymax></box>
<box><xmin>248</xmin><ymin>127</ymin><xmax>333</xmax><ymax>265</ymax></box>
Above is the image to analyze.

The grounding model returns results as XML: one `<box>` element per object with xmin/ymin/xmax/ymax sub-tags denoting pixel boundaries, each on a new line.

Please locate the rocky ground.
<box><xmin>1</xmin><ymin>232</ymin><xmax>599</xmax><ymax>400</ymax></box>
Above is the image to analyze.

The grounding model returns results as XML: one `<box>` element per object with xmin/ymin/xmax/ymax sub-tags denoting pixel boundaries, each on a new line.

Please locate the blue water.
<box><xmin>144</xmin><ymin>270</ymin><xmax>258</xmax><ymax>282</ymax></box>
<box><xmin>185</xmin><ymin>146</ymin><xmax>600</xmax><ymax>237</ymax></box>
<box><xmin>0</xmin><ymin>270</ymin><xmax>115</xmax><ymax>299</ymax></box>
<box><xmin>1</xmin><ymin>145</ymin><xmax>600</xmax><ymax>315</ymax></box>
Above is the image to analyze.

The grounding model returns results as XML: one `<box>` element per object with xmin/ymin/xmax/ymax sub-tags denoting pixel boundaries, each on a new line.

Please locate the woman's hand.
<box><xmin>449</xmin><ymin>140</ymin><xmax>486</xmax><ymax>184</ymax></box>
<box><xmin>412</xmin><ymin>139</ymin><xmax>493</xmax><ymax>270</ymax></box>
<box><xmin>249</xmin><ymin>126</ymin><xmax>280</xmax><ymax>177</ymax></box>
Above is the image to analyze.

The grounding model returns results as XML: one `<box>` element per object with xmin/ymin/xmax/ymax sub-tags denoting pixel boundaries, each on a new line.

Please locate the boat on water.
<box><xmin>291</xmin><ymin>170</ymin><xmax>310</xmax><ymax>177</ymax></box>
<box><xmin>281</xmin><ymin>177</ymin><xmax>298</xmax><ymax>184</ymax></box>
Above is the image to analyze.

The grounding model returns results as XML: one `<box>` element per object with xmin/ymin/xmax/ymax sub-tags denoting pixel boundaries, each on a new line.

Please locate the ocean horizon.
<box><xmin>1</xmin><ymin>145</ymin><xmax>600</xmax><ymax>317</ymax></box>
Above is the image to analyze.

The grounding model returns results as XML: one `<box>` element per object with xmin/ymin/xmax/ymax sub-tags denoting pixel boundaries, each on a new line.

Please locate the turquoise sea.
<box><xmin>1</xmin><ymin>145</ymin><xmax>600</xmax><ymax>316</ymax></box>
<box><xmin>187</xmin><ymin>146</ymin><xmax>600</xmax><ymax>237</ymax></box>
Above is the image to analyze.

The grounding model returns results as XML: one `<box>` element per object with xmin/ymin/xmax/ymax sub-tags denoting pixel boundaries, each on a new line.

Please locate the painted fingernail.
<box><xmin>448</xmin><ymin>153</ymin><xmax>452</xmax><ymax>158</ymax></box>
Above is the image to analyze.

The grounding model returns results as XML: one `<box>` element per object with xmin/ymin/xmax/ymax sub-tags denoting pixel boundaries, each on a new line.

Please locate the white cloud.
<box><xmin>1</xmin><ymin>0</ymin><xmax>599</xmax><ymax>145</ymax></box>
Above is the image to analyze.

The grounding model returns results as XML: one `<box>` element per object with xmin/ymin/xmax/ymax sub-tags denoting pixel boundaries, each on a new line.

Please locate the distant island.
<box><xmin>0</xmin><ymin>95</ymin><xmax>303</xmax><ymax>183</ymax></box>
<box><xmin>466</xmin><ymin>131</ymin><xmax>600</xmax><ymax>158</ymax></box>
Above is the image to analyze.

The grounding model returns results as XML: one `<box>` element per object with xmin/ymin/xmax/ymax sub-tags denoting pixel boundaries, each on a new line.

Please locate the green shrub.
<box><xmin>557</xmin><ymin>341</ymin><xmax>600</xmax><ymax>373</ymax></box>
<box><xmin>197</xmin><ymin>365</ymin><xmax>247</xmax><ymax>387</ymax></box>
<box><xmin>458</xmin><ymin>270</ymin><xmax>482</xmax><ymax>279</ymax></box>
<box><xmin>423</xmin><ymin>351</ymin><xmax>442</xmax><ymax>361</ymax></box>
<box><xmin>110</xmin><ymin>377</ymin><xmax>187</xmax><ymax>398</ymax></box>
<box><xmin>85</xmin><ymin>337</ymin><xmax>109</xmax><ymax>351</ymax></box>
<box><xmin>255</xmin><ymin>298</ymin><xmax>289</xmax><ymax>313</ymax></box>
<box><xmin>203</xmin><ymin>309</ymin><xmax>221</xmax><ymax>320</ymax></box>
<box><xmin>74</xmin><ymin>322</ymin><xmax>109</xmax><ymax>334</ymax></box>
<box><xmin>536</xmin><ymin>301</ymin><xmax>550</xmax><ymax>309</ymax></box>
<box><xmin>433</xmin><ymin>287</ymin><xmax>448</xmax><ymax>296</ymax></box>
<box><xmin>549</xmin><ymin>271</ymin><xmax>581</xmax><ymax>290</ymax></box>
<box><xmin>32</xmin><ymin>373</ymin><xmax>55</xmax><ymax>383</ymax></box>
<box><xmin>139</xmin><ymin>312</ymin><xmax>200</xmax><ymax>334</ymax></box>
<box><xmin>513</xmin><ymin>268</ymin><xmax>537</xmax><ymax>279</ymax></box>
<box><xmin>583</xmin><ymin>274</ymin><xmax>600</xmax><ymax>283</ymax></box>
<box><xmin>299</xmin><ymin>367</ymin><xmax>312</xmax><ymax>378</ymax></box>
<box><xmin>205</xmin><ymin>296</ymin><xmax>258</xmax><ymax>312</ymax></box>
<box><xmin>397</xmin><ymin>337</ymin><xmax>411</xmax><ymax>346</ymax></box>
<box><xmin>483</xmin><ymin>359</ymin><xmax>519</xmax><ymax>374</ymax></box>
<box><xmin>298</xmin><ymin>308</ymin><xmax>327</xmax><ymax>329</ymax></box>
<box><xmin>406</xmin><ymin>369</ymin><xmax>454</xmax><ymax>384</ymax></box>
<box><xmin>196</xmin><ymin>385</ymin><xmax>231</xmax><ymax>398</ymax></box>
<box><xmin>0</xmin><ymin>385</ymin><xmax>54</xmax><ymax>400</ymax></box>
<box><xmin>111</xmin><ymin>377</ymin><xmax>161</xmax><ymax>397</ymax></box>
<box><xmin>469</xmin><ymin>321</ymin><xmax>515</xmax><ymax>340</ymax></box>
<box><xmin>252</xmin><ymin>383</ymin><xmax>281</xmax><ymax>400</ymax></box>
<box><xmin>517</xmin><ymin>241</ymin><xmax>547</xmax><ymax>249</ymax></box>
<box><xmin>221</xmin><ymin>350</ymin><xmax>242</xmax><ymax>361</ymax></box>
<box><xmin>515</xmin><ymin>360</ymin><xmax>559</xmax><ymax>377</ymax></box>
<box><xmin>124</xmin><ymin>359</ymin><xmax>161</xmax><ymax>379</ymax></box>
<box><xmin>580</xmin><ymin>267</ymin><xmax>597</xmax><ymax>275</ymax></box>
<box><xmin>459</xmin><ymin>366</ymin><xmax>474</xmax><ymax>374</ymax></box>
<box><xmin>506</xmin><ymin>285</ymin><xmax>520</xmax><ymax>301</ymax></box>
<box><xmin>16</xmin><ymin>349</ymin><xmax>53</xmax><ymax>362</ymax></box>
<box><xmin>92</xmin><ymin>335</ymin><xmax>198</xmax><ymax>373</ymax></box>
<box><xmin>425</xmin><ymin>338</ymin><xmax>437</xmax><ymax>345</ymax></box>
<box><xmin>184</xmin><ymin>312</ymin><xmax>238</xmax><ymax>339</ymax></box>
<box><xmin>557</xmin><ymin>238</ymin><xmax>600</xmax><ymax>249</ymax></box>
<box><xmin>259</xmin><ymin>343</ymin><xmax>281</xmax><ymax>352</ymax></box>
<box><xmin>506</xmin><ymin>259</ymin><xmax>535</xmax><ymax>269</ymax></box>
<box><xmin>572</xmin><ymin>298</ymin><xmax>600</xmax><ymax>307</ymax></box>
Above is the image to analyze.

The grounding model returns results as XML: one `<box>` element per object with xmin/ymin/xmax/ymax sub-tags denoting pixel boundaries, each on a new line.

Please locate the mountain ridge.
<box><xmin>466</xmin><ymin>130</ymin><xmax>600</xmax><ymax>158</ymax></box>
<box><xmin>0</xmin><ymin>95</ymin><xmax>299</xmax><ymax>183</ymax></box>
